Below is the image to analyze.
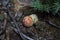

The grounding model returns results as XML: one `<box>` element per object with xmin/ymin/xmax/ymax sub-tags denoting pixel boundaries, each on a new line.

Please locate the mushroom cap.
<box><xmin>22</xmin><ymin>16</ymin><xmax>33</xmax><ymax>27</ymax></box>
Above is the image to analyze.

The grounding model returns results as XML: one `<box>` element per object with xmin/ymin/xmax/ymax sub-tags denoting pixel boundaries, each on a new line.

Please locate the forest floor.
<box><xmin>0</xmin><ymin>9</ymin><xmax>60</xmax><ymax>40</ymax></box>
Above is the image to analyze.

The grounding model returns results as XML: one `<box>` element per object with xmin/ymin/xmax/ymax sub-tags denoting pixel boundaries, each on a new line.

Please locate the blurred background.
<box><xmin>0</xmin><ymin>0</ymin><xmax>60</xmax><ymax>40</ymax></box>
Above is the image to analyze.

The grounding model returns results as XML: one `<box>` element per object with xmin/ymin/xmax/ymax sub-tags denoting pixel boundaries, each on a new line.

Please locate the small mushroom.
<box><xmin>22</xmin><ymin>14</ymin><xmax>38</xmax><ymax>27</ymax></box>
<box><xmin>22</xmin><ymin>16</ymin><xmax>33</xmax><ymax>27</ymax></box>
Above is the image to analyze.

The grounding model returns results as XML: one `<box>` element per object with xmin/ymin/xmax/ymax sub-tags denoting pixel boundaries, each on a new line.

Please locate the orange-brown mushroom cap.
<box><xmin>22</xmin><ymin>16</ymin><xmax>33</xmax><ymax>27</ymax></box>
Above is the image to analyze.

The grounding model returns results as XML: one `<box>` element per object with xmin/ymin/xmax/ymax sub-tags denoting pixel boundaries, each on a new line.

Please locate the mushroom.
<box><xmin>22</xmin><ymin>16</ymin><xmax>33</xmax><ymax>27</ymax></box>
<box><xmin>22</xmin><ymin>14</ymin><xmax>38</xmax><ymax>27</ymax></box>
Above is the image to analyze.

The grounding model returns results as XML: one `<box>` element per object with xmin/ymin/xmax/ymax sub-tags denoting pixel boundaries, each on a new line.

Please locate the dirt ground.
<box><xmin>0</xmin><ymin>0</ymin><xmax>60</xmax><ymax>40</ymax></box>
<box><xmin>0</xmin><ymin>10</ymin><xmax>60</xmax><ymax>40</ymax></box>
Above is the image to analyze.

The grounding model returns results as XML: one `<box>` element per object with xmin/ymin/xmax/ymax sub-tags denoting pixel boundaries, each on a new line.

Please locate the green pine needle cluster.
<box><xmin>30</xmin><ymin>0</ymin><xmax>60</xmax><ymax>15</ymax></box>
